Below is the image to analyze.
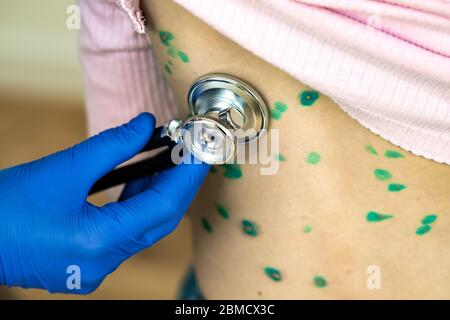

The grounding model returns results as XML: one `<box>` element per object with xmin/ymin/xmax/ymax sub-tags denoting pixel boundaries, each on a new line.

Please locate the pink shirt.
<box><xmin>79</xmin><ymin>0</ymin><xmax>450</xmax><ymax>164</ymax></box>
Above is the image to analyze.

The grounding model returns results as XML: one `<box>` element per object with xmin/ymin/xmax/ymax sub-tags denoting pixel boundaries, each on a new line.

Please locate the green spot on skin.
<box><xmin>274</xmin><ymin>101</ymin><xmax>288</xmax><ymax>113</ymax></box>
<box><xmin>374</xmin><ymin>169</ymin><xmax>392</xmax><ymax>181</ymax></box>
<box><xmin>168</xmin><ymin>60</ymin><xmax>173</xmax><ymax>66</ymax></box>
<box><xmin>388</xmin><ymin>183</ymin><xmax>406</xmax><ymax>192</ymax></box>
<box><xmin>167</xmin><ymin>45</ymin><xmax>178</xmax><ymax>58</ymax></box>
<box><xmin>242</xmin><ymin>219</ymin><xmax>259</xmax><ymax>237</ymax></box>
<box><xmin>302</xmin><ymin>225</ymin><xmax>312</xmax><ymax>234</ymax></box>
<box><xmin>221</xmin><ymin>164</ymin><xmax>242</xmax><ymax>179</ymax></box>
<box><xmin>201</xmin><ymin>218</ymin><xmax>213</xmax><ymax>234</ymax></box>
<box><xmin>159</xmin><ymin>31</ymin><xmax>174</xmax><ymax>46</ymax></box>
<box><xmin>270</xmin><ymin>109</ymin><xmax>282</xmax><ymax>120</ymax></box>
<box><xmin>313</xmin><ymin>276</ymin><xmax>327</xmax><ymax>288</ymax></box>
<box><xmin>164</xmin><ymin>63</ymin><xmax>172</xmax><ymax>74</ymax></box>
<box><xmin>385</xmin><ymin>150</ymin><xmax>404</xmax><ymax>159</ymax></box>
<box><xmin>264</xmin><ymin>267</ymin><xmax>282</xmax><ymax>282</ymax></box>
<box><xmin>274</xmin><ymin>153</ymin><xmax>286</xmax><ymax>162</ymax></box>
<box><xmin>216</xmin><ymin>204</ymin><xmax>230</xmax><ymax>220</ymax></box>
<box><xmin>300</xmin><ymin>90</ymin><xmax>319</xmax><ymax>107</ymax></box>
<box><xmin>306</xmin><ymin>152</ymin><xmax>321</xmax><ymax>164</ymax></box>
<box><xmin>366</xmin><ymin>211</ymin><xmax>394</xmax><ymax>222</ymax></box>
<box><xmin>416</xmin><ymin>225</ymin><xmax>431</xmax><ymax>236</ymax></box>
<box><xmin>421</xmin><ymin>214</ymin><xmax>437</xmax><ymax>225</ymax></box>
<box><xmin>365</xmin><ymin>145</ymin><xmax>378</xmax><ymax>156</ymax></box>
<box><xmin>178</xmin><ymin>51</ymin><xmax>190</xmax><ymax>63</ymax></box>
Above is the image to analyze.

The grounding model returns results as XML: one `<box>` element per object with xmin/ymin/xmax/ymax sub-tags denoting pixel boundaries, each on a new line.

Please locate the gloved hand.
<box><xmin>0</xmin><ymin>113</ymin><xmax>209</xmax><ymax>294</ymax></box>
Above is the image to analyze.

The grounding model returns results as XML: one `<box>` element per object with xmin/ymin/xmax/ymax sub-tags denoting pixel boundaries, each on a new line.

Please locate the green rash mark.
<box><xmin>242</xmin><ymin>219</ymin><xmax>259</xmax><ymax>237</ymax></box>
<box><xmin>164</xmin><ymin>63</ymin><xmax>172</xmax><ymax>74</ymax></box>
<box><xmin>384</xmin><ymin>150</ymin><xmax>404</xmax><ymax>159</ymax></box>
<box><xmin>300</xmin><ymin>90</ymin><xmax>319</xmax><ymax>107</ymax></box>
<box><xmin>306</xmin><ymin>152</ymin><xmax>321</xmax><ymax>164</ymax></box>
<box><xmin>216</xmin><ymin>204</ymin><xmax>230</xmax><ymax>220</ymax></box>
<box><xmin>365</xmin><ymin>144</ymin><xmax>378</xmax><ymax>156</ymax></box>
<box><xmin>178</xmin><ymin>51</ymin><xmax>190</xmax><ymax>63</ymax></box>
<box><xmin>159</xmin><ymin>31</ymin><xmax>174</xmax><ymax>46</ymax></box>
<box><xmin>201</xmin><ymin>218</ymin><xmax>213</xmax><ymax>234</ymax></box>
<box><xmin>366</xmin><ymin>211</ymin><xmax>394</xmax><ymax>222</ymax></box>
<box><xmin>221</xmin><ymin>164</ymin><xmax>243</xmax><ymax>179</ymax></box>
<box><xmin>374</xmin><ymin>169</ymin><xmax>392</xmax><ymax>181</ymax></box>
<box><xmin>270</xmin><ymin>109</ymin><xmax>282</xmax><ymax>120</ymax></box>
<box><xmin>388</xmin><ymin>183</ymin><xmax>406</xmax><ymax>192</ymax></box>
<box><xmin>270</xmin><ymin>101</ymin><xmax>287</xmax><ymax>120</ymax></box>
<box><xmin>416</xmin><ymin>225</ymin><xmax>431</xmax><ymax>236</ymax></box>
<box><xmin>302</xmin><ymin>225</ymin><xmax>312</xmax><ymax>234</ymax></box>
<box><xmin>274</xmin><ymin>153</ymin><xmax>286</xmax><ymax>162</ymax></box>
<box><xmin>421</xmin><ymin>214</ymin><xmax>437</xmax><ymax>225</ymax></box>
<box><xmin>264</xmin><ymin>267</ymin><xmax>282</xmax><ymax>282</ymax></box>
<box><xmin>313</xmin><ymin>276</ymin><xmax>327</xmax><ymax>288</ymax></box>
<box><xmin>274</xmin><ymin>101</ymin><xmax>288</xmax><ymax>113</ymax></box>
<box><xmin>167</xmin><ymin>45</ymin><xmax>178</xmax><ymax>58</ymax></box>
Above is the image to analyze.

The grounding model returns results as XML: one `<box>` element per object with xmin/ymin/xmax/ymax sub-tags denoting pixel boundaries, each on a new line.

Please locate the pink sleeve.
<box><xmin>78</xmin><ymin>0</ymin><xmax>178</xmax><ymax>136</ymax></box>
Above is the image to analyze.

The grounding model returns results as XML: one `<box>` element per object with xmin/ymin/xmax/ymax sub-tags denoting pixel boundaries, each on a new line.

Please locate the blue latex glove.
<box><xmin>0</xmin><ymin>113</ymin><xmax>209</xmax><ymax>294</ymax></box>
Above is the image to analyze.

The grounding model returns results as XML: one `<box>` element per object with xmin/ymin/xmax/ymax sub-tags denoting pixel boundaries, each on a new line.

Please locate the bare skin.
<box><xmin>143</xmin><ymin>0</ymin><xmax>450</xmax><ymax>299</ymax></box>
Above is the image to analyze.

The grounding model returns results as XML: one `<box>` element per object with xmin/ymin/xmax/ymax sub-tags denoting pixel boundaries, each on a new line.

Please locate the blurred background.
<box><xmin>0</xmin><ymin>0</ymin><xmax>192</xmax><ymax>299</ymax></box>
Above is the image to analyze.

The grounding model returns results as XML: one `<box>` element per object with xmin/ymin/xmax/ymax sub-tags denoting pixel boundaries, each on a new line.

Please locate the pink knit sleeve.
<box><xmin>78</xmin><ymin>0</ymin><xmax>178</xmax><ymax>136</ymax></box>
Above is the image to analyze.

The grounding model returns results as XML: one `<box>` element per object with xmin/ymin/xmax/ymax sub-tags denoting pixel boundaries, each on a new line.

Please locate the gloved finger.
<box><xmin>119</xmin><ymin>175</ymin><xmax>153</xmax><ymax>201</ymax></box>
<box><xmin>68</xmin><ymin>113</ymin><xmax>155</xmax><ymax>189</ymax></box>
<box><xmin>102</xmin><ymin>161</ymin><xmax>209</xmax><ymax>237</ymax></box>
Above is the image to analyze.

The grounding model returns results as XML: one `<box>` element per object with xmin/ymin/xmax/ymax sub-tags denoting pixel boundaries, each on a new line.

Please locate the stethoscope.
<box><xmin>89</xmin><ymin>74</ymin><xmax>269</xmax><ymax>195</ymax></box>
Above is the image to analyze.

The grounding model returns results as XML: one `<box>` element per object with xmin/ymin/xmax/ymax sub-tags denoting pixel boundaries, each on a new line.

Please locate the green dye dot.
<box><xmin>274</xmin><ymin>153</ymin><xmax>286</xmax><ymax>162</ymax></box>
<box><xmin>306</xmin><ymin>152</ymin><xmax>321</xmax><ymax>164</ymax></box>
<box><xmin>302</xmin><ymin>225</ymin><xmax>312</xmax><ymax>234</ymax></box>
<box><xmin>421</xmin><ymin>214</ymin><xmax>437</xmax><ymax>225</ymax></box>
<box><xmin>313</xmin><ymin>276</ymin><xmax>327</xmax><ymax>288</ymax></box>
<box><xmin>300</xmin><ymin>90</ymin><xmax>319</xmax><ymax>107</ymax></box>
<box><xmin>374</xmin><ymin>169</ymin><xmax>392</xmax><ymax>181</ymax></box>
<box><xmin>242</xmin><ymin>219</ymin><xmax>259</xmax><ymax>237</ymax></box>
<box><xmin>159</xmin><ymin>31</ymin><xmax>174</xmax><ymax>46</ymax></box>
<box><xmin>388</xmin><ymin>183</ymin><xmax>406</xmax><ymax>192</ymax></box>
<box><xmin>416</xmin><ymin>225</ymin><xmax>431</xmax><ymax>236</ymax></box>
<box><xmin>385</xmin><ymin>150</ymin><xmax>404</xmax><ymax>159</ymax></box>
<box><xmin>221</xmin><ymin>164</ymin><xmax>242</xmax><ymax>179</ymax></box>
<box><xmin>167</xmin><ymin>45</ymin><xmax>178</xmax><ymax>58</ymax></box>
<box><xmin>270</xmin><ymin>109</ymin><xmax>282</xmax><ymax>120</ymax></box>
<box><xmin>216</xmin><ymin>204</ymin><xmax>230</xmax><ymax>220</ymax></box>
<box><xmin>164</xmin><ymin>63</ymin><xmax>172</xmax><ymax>74</ymax></box>
<box><xmin>366</xmin><ymin>211</ymin><xmax>394</xmax><ymax>222</ymax></box>
<box><xmin>264</xmin><ymin>267</ymin><xmax>282</xmax><ymax>282</ymax></box>
<box><xmin>168</xmin><ymin>60</ymin><xmax>173</xmax><ymax>66</ymax></box>
<box><xmin>365</xmin><ymin>144</ymin><xmax>378</xmax><ymax>156</ymax></box>
<box><xmin>201</xmin><ymin>218</ymin><xmax>213</xmax><ymax>234</ymax></box>
<box><xmin>274</xmin><ymin>101</ymin><xmax>288</xmax><ymax>113</ymax></box>
<box><xmin>178</xmin><ymin>51</ymin><xmax>190</xmax><ymax>63</ymax></box>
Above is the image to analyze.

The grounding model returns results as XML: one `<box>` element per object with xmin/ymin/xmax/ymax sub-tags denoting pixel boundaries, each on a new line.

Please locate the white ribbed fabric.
<box><xmin>79</xmin><ymin>0</ymin><xmax>450</xmax><ymax>164</ymax></box>
<box><xmin>79</xmin><ymin>0</ymin><xmax>178</xmax><ymax>136</ymax></box>
<box><xmin>173</xmin><ymin>0</ymin><xmax>450</xmax><ymax>164</ymax></box>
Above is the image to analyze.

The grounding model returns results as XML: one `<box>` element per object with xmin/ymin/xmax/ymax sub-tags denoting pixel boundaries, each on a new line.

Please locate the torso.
<box><xmin>143</xmin><ymin>0</ymin><xmax>450</xmax><ymax>299</ymax></box>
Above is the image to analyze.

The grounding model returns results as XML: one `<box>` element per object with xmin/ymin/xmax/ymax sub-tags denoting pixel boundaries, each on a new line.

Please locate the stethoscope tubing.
<box><xmin>88</xmin><ymin>126</ymin><xmax>176</xmax><ymax>195</ymax></box>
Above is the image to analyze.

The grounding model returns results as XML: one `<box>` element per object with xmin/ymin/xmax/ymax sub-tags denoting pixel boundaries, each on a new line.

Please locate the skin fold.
<box><xmin>143</xmin><ymin>0</ymin><xmax>450</xmax><ymax>299</ymax></box>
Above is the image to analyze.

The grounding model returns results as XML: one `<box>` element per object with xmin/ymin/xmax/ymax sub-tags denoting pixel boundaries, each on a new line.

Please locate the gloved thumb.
<box><xmin>66</xmin><ymin>113</ymin><xmax>155</xmax><ymax>190</ymax></box>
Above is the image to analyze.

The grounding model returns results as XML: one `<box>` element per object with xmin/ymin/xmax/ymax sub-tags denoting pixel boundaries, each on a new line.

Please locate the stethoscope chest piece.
<box><xmin>89</xmin><ymin>74</ymin><xmax>269</xmax><ymax>194</ymax></box>
<box><xmin>170</xmin><ymin>74</ymin><xmax>269</xmax><ymax>164</ymax></box>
